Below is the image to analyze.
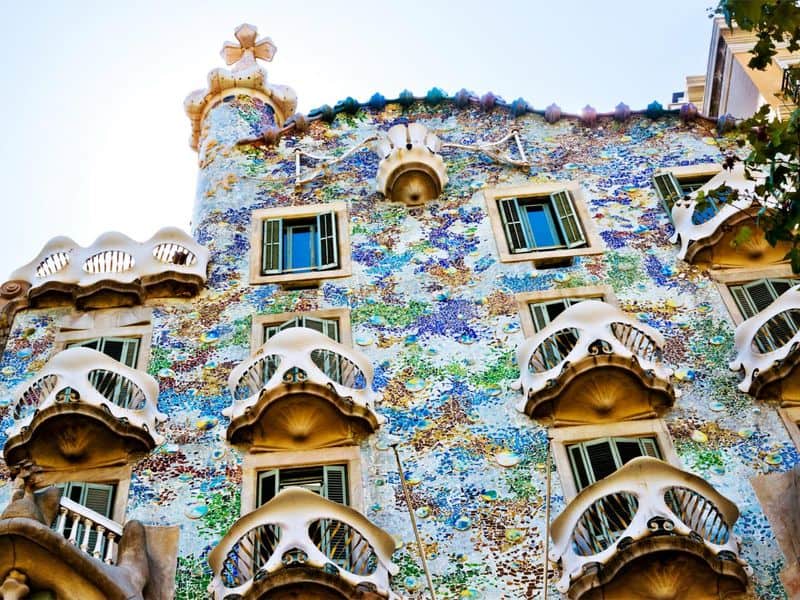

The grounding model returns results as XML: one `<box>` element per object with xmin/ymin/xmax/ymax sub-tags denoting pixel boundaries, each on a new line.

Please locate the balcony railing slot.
<box><xmin>152</xmin><ymin>242</ymin><xmax>197</xmax><ymax>266</ymax></box>
<box><xmin>82</xmin><ymin>250</ymin><xmax>135</xmax><ymax>274</ymax></box>
<box><xmin>35</xmin><ymin>251</ymin><xmax>70</xmax><ymax>278</ymax></box>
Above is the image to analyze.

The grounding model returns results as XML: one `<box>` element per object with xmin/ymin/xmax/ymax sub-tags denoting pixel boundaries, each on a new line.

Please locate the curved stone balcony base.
<box><xmin>521</xmin><ymin>357</ymin><xmax>675</xmax><ymax>425</ymax></box>
<box><xmin>245</xmin><ymin>566</ymin><xmax>389</xmax><ymax>600</ymax></box>
<box><xmin>568</xmin><ymin>542</ymin><xmax>750</xmax><ymax>600</ymax></box>
<box><xmin>4</xmin><ymin>405</ymin><xmax>157</xmax><ymax>471</ymax></box>
<box><xmin>679</xmin><ymin>208</ymin><xmax>792</xmax><ymax>268</ymax></box>
<box><xmin>227</xmin><ymin>382</ymin><xmax>381</xmax><ymax>452</ymax></box>
<box><xmin>0</xmin><ymin>518</ymin><xmax>175</xmax><ymax>600</ymax></box>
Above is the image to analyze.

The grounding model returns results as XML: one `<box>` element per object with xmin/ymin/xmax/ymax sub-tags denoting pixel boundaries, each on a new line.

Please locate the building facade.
<box><xmin>0</xmin><ymin>22</ymin><xmax>799</xmax><ymax>600</ymax></box>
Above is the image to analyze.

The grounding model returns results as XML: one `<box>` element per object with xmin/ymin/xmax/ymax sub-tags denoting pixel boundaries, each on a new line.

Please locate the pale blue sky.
<box><xmin>0</xmin><ymin>0</ymin><xmax>713</xmax><ymax>278</ymax></box>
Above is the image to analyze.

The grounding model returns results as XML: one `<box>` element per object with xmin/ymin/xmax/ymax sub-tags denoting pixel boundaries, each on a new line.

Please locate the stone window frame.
<box><xmin>250</xmin><ymin>308</ymin><xmax>353</xmax><ymax>353</ymax></box>
<box><xmin>249</xmin><ymin>201</ymin><xmax>352</xmax><ymax>286</ymax></box>
<box><xmin>484</xmin><ymin>181</ymin><xmax>604</xmax><ymax>267</ymax></box>
<box><xmin>711</xmin><ymin>264</ymin><xmax>798</xmax><ymax>325</ymax></box>
<box><xmin>515</xmin><ymin>285</ymin><xmax>618</xmax><ymax>338</ymax></box>
<box><xmin>779</xmin><ymin>406</ymin><xmax>800</xmax><ymax>452</ymax></box>
<box><xmin>36</xmin><ymin>464</ymin><xmax>133</xmax><ymax>525</ymax></box>
<box><xmin>550</xmin><ymin>418</ymin><xmax>679</xmax><ymax>500</ymax></box>
<box><xmin>240</xmin><ymin>446</ymin><xmax>364</xmax><ymax>516</ymax></box>
<box><xmin>54</xmin><ymin>307</ymin><xmax>153</xmax><ymax>371</ymax></box>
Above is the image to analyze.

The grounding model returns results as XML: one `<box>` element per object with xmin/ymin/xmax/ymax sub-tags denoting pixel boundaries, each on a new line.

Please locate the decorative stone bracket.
<box><xmin>208</xmin><ymin>487</ymin><xmax>400</xmax><ymax>599</ymax></box>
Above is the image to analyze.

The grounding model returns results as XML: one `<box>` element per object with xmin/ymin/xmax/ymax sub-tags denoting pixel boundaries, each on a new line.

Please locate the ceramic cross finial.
<box><xmin>220</xmin><ymin>24</ymin><xmax>277</xmax><ymax>71</ymax></box>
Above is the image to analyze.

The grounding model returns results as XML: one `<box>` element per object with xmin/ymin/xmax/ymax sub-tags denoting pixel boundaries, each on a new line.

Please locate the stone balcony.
<box><xmin>550</xmin><ymin>457</ymin><xmax>751</xmax><ymax>600</ymax></box>
<box><xmin>9</xmin><ymin>227</ymin><xmax>209</xmax><ymax>309</ymax></box>
<box><xmin>4</xmin><ymin>347</ymin><xmax>165</xmax><ymax>470</ymax></box>
<box><xmin>514</xmin><ymin>301</ymin><xmax>673</xmax><ymax>425</ymax></box>
<box><xmin>0</xmin><ymin>473</ymin><xmax>178</xmax><ymax>600</ymax></box>
<box><xmin>668</xmin><ymin>163</ymin><xmax>790</xmax><ymax>268</ymax></box>
<box><xmin>730</xmin><ymin>283</ymin><xmax>800</xmax><ymax>400</ymax></box>
<box><xmin>208</xmin><ymin>487</ymin><xmax>399</xmax><ymax>600</ymax></box>
<box><xmin>225</xmin><ymin>327</ymin><xmax>382</xmax><ymax>451</ymax></box>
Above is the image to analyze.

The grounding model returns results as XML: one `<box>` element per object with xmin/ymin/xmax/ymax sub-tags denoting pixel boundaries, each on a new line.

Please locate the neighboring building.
<box><xmin>3</xmin><ymin>22</ymin><xmax>800</xmax><ymax>600</ymax></box>
<box><xmin>679</xmin><ymin>15</ymin><xmax>800</xmax><ymax>121</ymax></box>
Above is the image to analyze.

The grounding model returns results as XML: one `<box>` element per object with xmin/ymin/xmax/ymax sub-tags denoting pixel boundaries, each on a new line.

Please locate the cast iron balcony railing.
<box><xmin>208</xmin><ymin>487</ymin><xmax>400</xmax><ymax>599</ymax></box>
<box><xmin>10</xmin><ymin>227</ymin><xmax>209</xmax><ymax>307</ymax></box>
<box><xmin>730</xmin><ymin>283</ymin><xmax>800</xmax><ymax>396</ymax></box>
<box><xmin>514</xmin><ymin>300</ymin><xmax>673</xmax><ymax>421</ymax></box>
<box><xmin>550</xmin><ymin>457</ymin><xmax>751</xmax><ymax>597</ymax></box>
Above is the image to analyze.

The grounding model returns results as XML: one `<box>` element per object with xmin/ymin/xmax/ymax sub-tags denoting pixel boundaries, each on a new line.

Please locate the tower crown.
<box><xmin>184</xmin><ymin>23</ymin><xmax>297</xmax><ymax>151</ymax></box>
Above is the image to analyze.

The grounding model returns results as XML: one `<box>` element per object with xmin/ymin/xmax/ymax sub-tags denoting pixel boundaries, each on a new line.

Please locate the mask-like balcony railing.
<box><xmin>669</xmin><ymin>163</ymin><xmax>762</xmax><ymax>264</ymax></box>
<box><xmin>514</xmin><ymin>301</ymin><xmax>673</xmax><ymax>423</ymax></box>
<box><xmin>208</xmin><ymin>487</ymin><xmax>400</xmax><ymax>599</ymax></box>
<box><xmin>550</xmin><ymin>457</ymin><xmax>751</xmax><ymax>599</ymax></box>
<box><xmin>730</xmin><ymin>283</ymin><xmax>800</xmax><ymax>397</ymax></box>
<box><xmin>10</xmin><ymin>227</ymin><xmax>209</xmax><ymax>308</ymax></box>
<box><xmin>225</xmin><ymin>327</ymin><xmax>382</xmax><ymax>450</ymax></box>
<box><xmin>4</xmin><ymin>347</ymin><xmax>165</xmax><ymax>470</ymax></box>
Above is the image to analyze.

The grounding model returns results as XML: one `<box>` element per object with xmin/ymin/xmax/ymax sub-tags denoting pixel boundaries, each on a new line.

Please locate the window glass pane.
<box><xmin>545</xmin><ymin>300</ymin><xmax>570</xmax><ymax>322</ymax></box>
<box><xmin>615</xmin><ymin>439</ymin><xmax>645</xmax><ymax>465</ymax></box>
<box><xmin>524</xmin><ymin>203</ymin><xmax>561</xmax><ymax>247</ymax></box>
<box><xmin>258</xmin><ymin>471</ymin><xmax>278</xmax><ymax>507</ymax></box>
<box><xmin>285</xmin><ymin>225</ymin><xmax>315</xmax><ymax>270</ymax></box>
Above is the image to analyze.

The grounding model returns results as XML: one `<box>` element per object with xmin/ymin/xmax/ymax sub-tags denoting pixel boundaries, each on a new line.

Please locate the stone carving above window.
<box><xmin>10</xmin><ymin>227</ymin><xmax>208</xmax><ymax>309</ymax></box>
<box><xmin>550</xmin><ymin>457</ymin><xmax>751</xmax><ymax>600</ymax></box>
<box><xmin>208</xmin><ymin>487</ymin><xmax>400</xmax><ymax>600</ymax></box>
<box><xmin>373</xmin><ymin>123</ymin><xmax>448</xmax><ymax>205</ymax></box>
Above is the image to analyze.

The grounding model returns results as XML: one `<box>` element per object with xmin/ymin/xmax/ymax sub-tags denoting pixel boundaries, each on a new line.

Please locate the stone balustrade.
<box><xmin>730</xmin><ymin>283</ymin><xmax>800</xmax><ymax>395</ymax></box>
<box><xmin>55</xmin><ymin>496</ymin><xmax>124</xmax><ymax>565</ymax></box>
<box><xmin>550</xmin><ymin>457</ymin><xmax>750</xmax><ymax>596</ymax></box>
<box><xmin>208</xmin><ymin>487</ymin><xmax>399</xmax><ymax>599</ymax></box>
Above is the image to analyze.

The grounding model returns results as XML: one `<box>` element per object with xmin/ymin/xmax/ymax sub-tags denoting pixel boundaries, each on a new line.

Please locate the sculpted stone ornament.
<box><xmin>185</xmin><ymin>23</ymin><xmax>298</xmax><ymax>150</ymax></box>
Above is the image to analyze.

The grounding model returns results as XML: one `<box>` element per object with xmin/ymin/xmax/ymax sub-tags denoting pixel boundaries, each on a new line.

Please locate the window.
<box><xmin>485</xmin><ymin>183</ymin><xmax>601</xmax><ymax>266</ymax></box>
<box><xmin>729</xmin><ymin>278</ymin><xmax>800</xmax><ymax>352</ymax></box>
<box><xmin>250</xmin><ymin>202</ymin><xmax>351</xmax><ymax>285</ymax></box>
<box><xmin>516</xmin><ymin>286</ymin><xmax>615</xmax><ymax>338</ymax></box>
<box><xmin>567</xmin><ymin>436</ymin><xmax>661</xmax><ymax>492</ymax></box>
<box><xmin>652</xmin><ymin>166</ymin><xmax>721</xmax><ymax>224</ymax></box>
<box><xmin>257</xmin><ymin>464</ymin><xmax>348</xmax><ymax>507</ymax></box>
<box><xmin>499</xmin><ymin>191</ymin><xmax>585</xmax><ymax>253</ymax></box>
<box><xmin>264</xmin><ymin>315</ymin><xmax>340</xmax><ymax>344</ymax></box>
<box><xmin>67</xmin><ymin>337</ymin><xmax>140</xmax><ymax>368</ymax></box>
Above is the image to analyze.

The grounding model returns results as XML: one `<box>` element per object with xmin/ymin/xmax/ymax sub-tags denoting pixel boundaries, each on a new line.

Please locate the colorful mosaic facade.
<box><xmin>1</xmin><ymin>26</ymin><xmax>797</xmax><ymax>600</ymax></box>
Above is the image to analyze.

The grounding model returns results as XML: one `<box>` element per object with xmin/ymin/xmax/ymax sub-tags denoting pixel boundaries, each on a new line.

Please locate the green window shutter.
<box><xmin>568</xmin><ymin>444</ymin><xmax>592</xmax><ymax>491</ymax></box>
<box><xmin>83</xmin><ymin>483</ymin><xmax>115</xmax><ymax>518</ymax></box>
<box><xmin>529</xmin><ymin>303</ymin><xmax>549</xmax><ymax>333</ymax></box>
<box><xmin>323</xmin><ymin>318</ymin><xmax>340</xmax><ymax>342</ymax></box>
<box><xmin>257</xmin><ymin>470</ymin><xmax>279</xmax><ymax>506</ymax></box>
<box><xmin>638</xmin><ymin>437</ymin><xmax>661</xmax><ymax>459</ymax></box>
<box><xmin>613</xmin><ymin>437</ymin><xmax>647</xmax><ymax>465</ymax></box>
<box><xmin>261</xmin><ymin>218</ymin><xmax>283</xmax><ymax>275</ymax></box>
<box><xmin>498</xmin><ymin>198</ymin><xmax>528</xmax><ymax>252</ymax></box>
<box><xmin>770</xmin><ymin>278</ymin><xmax>795</xmax><ymax>297</ymax></box>
<box><xmin>730</xmin><ymin>284</ymin><xmax>758</xmax><ymax>319</ymax></box>
<box><xmin>100</xmin><ymin>337</ymin><xmax>140</xmax><ymax>368</ymax></box>
<box><xmin>744</xmin><ymin>280</ymin><xmax>779</xmax><ymax>312</ymax></box>
<box><xmin>316</xmin><ymin>212</ymin><xmax>339</xmax><ymax>270</ymax></box>
<box><xmin>550</xmin><ymin>191</ymin><xmax>585</xmax><ymax>248</ymax></box>
<box><xmin>582</xmin><ymin>439</ymin><xmax>618</xmax><ymax>484</ymax></box>
<box><xmin>653</xmin><ymin>172</ymin><xmax>683</xmax><ymax>211</ymax></box>
<box><xmin>323</xmin><ymin>465</ymin><xmax>348</xmax><ymax>505</ymax></box>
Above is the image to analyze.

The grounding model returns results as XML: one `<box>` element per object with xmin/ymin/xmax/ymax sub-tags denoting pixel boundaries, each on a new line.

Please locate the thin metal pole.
<box><xmin>391</xmin><ymin>444</ymin><xmax>437</xmax><ymax>600</ymax></box>
<box><xmin>543</xmin><ymin>434</ymin><xmax>552</xmax><ymax>600</ymax></box>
